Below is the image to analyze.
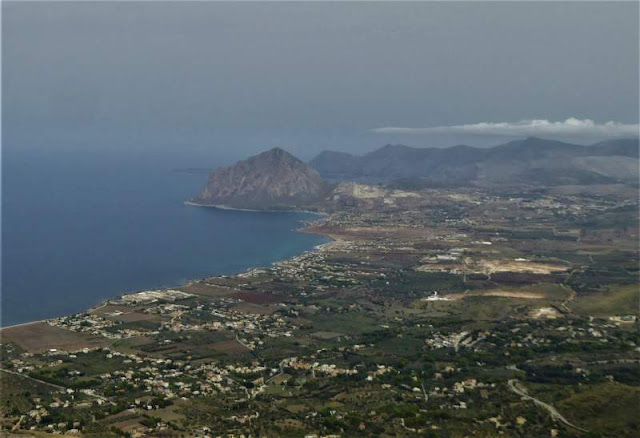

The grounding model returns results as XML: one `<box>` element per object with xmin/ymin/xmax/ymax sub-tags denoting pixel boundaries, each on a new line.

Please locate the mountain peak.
<box><xmin>250</xmin><ymin>147</ymin><xmax>309</xmax><ymax>167</ymax></box>
<box><xmin>254</xmin><ymin>146</ymin><xmax>296</xmax><ymax>160</ymax></box>
<box><xmin>261</xmin><ymin>146</ymin><xmax>289</xmax><ymax>156</ymax></box>
<box><xmin>193</xmin><ymin>148</ymin><xmax>330</xmax><ymax>209</ymax></box>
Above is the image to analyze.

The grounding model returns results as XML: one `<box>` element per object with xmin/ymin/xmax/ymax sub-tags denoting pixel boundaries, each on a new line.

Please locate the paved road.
<box><xmin>0</xmin><ymin>367</ymin><xmax>65</xmax><ymax>391</ymax></box>
<box><xmin>420</xmin><ymin>381</ymin><xmax>429</xmax><ymax>404</ymax></box>
<box><xmin>508</xmin><ymin>379</ymin><xmax>588</xmax><ymax>432</ymax></box>
<box><xmin>235</xmin><ymin>333</ymin><xmax>252</xmax><ymax>351</ymax></box>
<box><xmin>0</xmin><ymin>368</ymin><xmax>107</xmax><ymax>401</ymax></box>
<box><xmin>265</xmin><ymin>358</ymin><xmax>290</xmax><ymax>384</ymax></box>
<box><xmin>234</xmin><ymin>333</ymin><xmax>264</xmax><ymax>362</ymax></box>
<box><xmin>452</xmin><ymin>331</ymin><xmax>470</xmax><ymax>352</ymax></box>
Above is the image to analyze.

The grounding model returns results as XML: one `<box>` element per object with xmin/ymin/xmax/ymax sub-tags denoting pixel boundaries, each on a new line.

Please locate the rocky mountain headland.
<box><xmin>191</xmin><ymin>147</ymin><xmax>331</xmax><ymax>210</ymax></box>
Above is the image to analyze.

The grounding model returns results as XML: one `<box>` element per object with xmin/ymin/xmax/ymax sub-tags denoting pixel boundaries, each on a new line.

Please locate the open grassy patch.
<box><xmin>571</xmin><ymin>284</ymin><xmax>639</xmax><ymax>317</ymax></box>
<box><xmin>309</xmin><ymin>312</ymin><xmax>379</xmax><ymax>335</ymax></box>
<box><xmin>557</xmin><ymin>383</ymin><xmax>640</xmax><ymax>437</ymax></box>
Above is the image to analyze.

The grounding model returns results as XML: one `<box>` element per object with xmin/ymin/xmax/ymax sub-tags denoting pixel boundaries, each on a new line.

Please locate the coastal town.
<box><xmin>2</xmin><ymin>183</ymin><xmax>638</xmax><ymax>437</ymax></box>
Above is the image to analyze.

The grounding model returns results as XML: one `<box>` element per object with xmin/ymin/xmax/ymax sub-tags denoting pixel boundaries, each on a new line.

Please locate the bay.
<box><xmin>1</xmin><ymin>150</ymin><xmax>328</xmax><ymax>326</ymax></box>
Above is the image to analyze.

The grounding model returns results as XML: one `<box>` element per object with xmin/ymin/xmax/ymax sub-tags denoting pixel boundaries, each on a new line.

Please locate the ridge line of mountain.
<box><xmin>310</xmin><ymin>136</ymin><xmax>639</xmax><ymax>161</ymax></box>
<box><xmin>191</xmin><ymin>137</ymin><xmax>639</xmax><ymax>210</ymax></box>
<box><xmin>308</xmin><ymin>137</ymin><xmax>639</xmax><ymax>185</ymax></box>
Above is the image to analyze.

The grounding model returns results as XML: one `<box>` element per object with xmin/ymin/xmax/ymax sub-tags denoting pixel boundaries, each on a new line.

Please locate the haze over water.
<box><xmin>1</xmin><ymin>149</ymin><xmax>329</xmax><ymax>327</ymax></box>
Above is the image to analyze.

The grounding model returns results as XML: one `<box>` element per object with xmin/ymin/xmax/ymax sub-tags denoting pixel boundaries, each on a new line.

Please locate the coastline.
<box><xmin>0</xmin><ymin>319</ymin><xmax>47</xmax><ymax>331</ymax></box>
<box><xmin>0</xmin><ymin>302</ymin><xmax>112</xmax><ymax>331</ymax></box>
<box><xmin>184</xmin><ymin>200</ymin><xmax>328</xmax><ymax>217</ymax></box>
<box><xmin>1</xmin><ymin>210</ymin><xmax>333</xmax><ymax>331</ymax></box>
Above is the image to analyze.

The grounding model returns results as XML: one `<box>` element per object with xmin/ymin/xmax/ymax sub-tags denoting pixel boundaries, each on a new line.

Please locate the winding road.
<box><xmin>507</xmin><ymin>379</ymin><xmax>588</xmax><ymax>432</ymax></box>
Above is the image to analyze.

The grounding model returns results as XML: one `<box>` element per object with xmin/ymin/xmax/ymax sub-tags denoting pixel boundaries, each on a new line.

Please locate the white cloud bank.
<box><xmin>372</xmin><ymin>118</ymin><xmax>639</xmax><ymax>138</ymax></box>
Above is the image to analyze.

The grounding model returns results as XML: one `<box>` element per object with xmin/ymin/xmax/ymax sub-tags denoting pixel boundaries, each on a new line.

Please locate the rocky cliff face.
<box><xmin>193</xmin><ymin>148</ymin><xmax>330</xmax><ymax>209</ymax></box>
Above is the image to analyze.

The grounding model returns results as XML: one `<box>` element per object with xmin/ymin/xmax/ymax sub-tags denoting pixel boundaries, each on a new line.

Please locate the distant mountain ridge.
<box><xmin>309</xmin><ymin>137</ymin><xmax>639</xmax><ymax>186</ymax></box>
<box><xmin>192</xmin><ymin>138</ymin><xmax>638</xmax><ymax>210</ymax></box>
<box><xmin>192</xmin><ymin>147</ymin><xmax>330</xmax><ymax>210</ymax></box>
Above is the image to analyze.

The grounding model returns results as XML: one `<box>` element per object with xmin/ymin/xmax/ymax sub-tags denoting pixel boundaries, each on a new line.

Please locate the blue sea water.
<box><xmin>1</xmin><ymin>150</ymin><xmax>329</xmax><ymax>327</ymax></box>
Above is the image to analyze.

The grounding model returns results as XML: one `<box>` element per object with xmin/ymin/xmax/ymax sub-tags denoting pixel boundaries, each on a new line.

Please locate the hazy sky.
<box><xmin>3</xmin><ymin>1</ymin><xmax>639</xmax><ymax>163</ymax></box>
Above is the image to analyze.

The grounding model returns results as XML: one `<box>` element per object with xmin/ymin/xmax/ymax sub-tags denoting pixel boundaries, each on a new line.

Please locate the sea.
<box><xmin>1</xmin><ymin>149</ymin><xmax>329</xmax><ymax>327</ymax></box>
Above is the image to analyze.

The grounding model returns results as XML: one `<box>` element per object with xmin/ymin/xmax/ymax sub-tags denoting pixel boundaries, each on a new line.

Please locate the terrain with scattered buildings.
<box><xmin>2</xmin><ymin>143</ymin><xmax>639</xmax><ymax>437</ymax></box>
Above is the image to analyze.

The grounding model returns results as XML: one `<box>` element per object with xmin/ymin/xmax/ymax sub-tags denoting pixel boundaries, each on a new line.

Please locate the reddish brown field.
<box><xmin>232</xmin><ymin>301</ymin><xmax>275</xmax><ymax>315</ymax></box>
<box><xmin>236</xmin><ymin>291</ymin><xmax>281</xmax><ymax>304</ymax></box>
<box><xmin>210</xmin><ymin>340</ymin><xmax>250</xmax><ymax>355</ymax></box>
<box><xmin>91</xmin><ymin>305</ymin><xmax>161</xmax><ymax>323</ymax></box>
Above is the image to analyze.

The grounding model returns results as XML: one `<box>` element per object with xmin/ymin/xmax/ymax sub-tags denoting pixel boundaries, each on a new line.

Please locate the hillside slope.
<box><xmin>193</xmin><ymin>148</ymin><xmax>330</xmax><ymax>209</ymax></box>
<box><xmin>309</xmin><ymin>137</ymin><xmax>639</xmax><ymax>186</ymax></box>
